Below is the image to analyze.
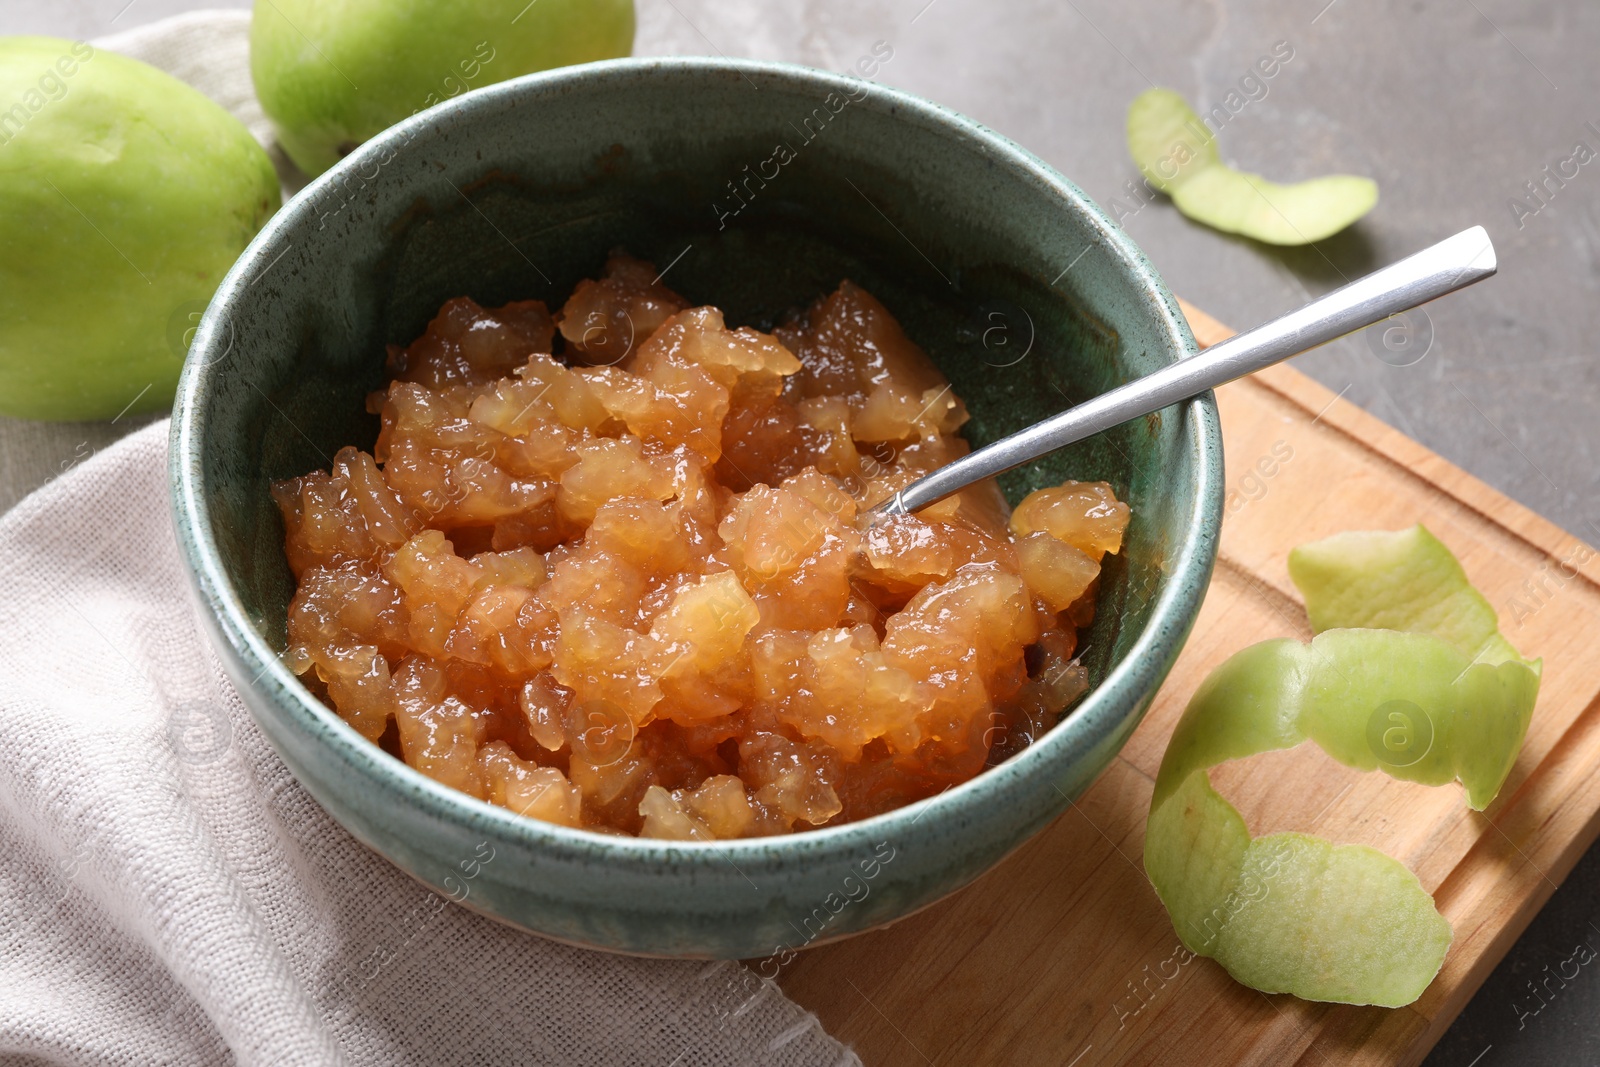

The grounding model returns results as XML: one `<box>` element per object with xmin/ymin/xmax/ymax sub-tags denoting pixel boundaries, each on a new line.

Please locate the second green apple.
<box><xmin>251</xmin><ymin>0</ymin><xmax>635</xmax><ymax>176</ymax></box>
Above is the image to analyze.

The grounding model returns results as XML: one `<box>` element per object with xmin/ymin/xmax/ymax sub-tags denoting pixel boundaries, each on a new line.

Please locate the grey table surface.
<box><xmin>3</xmin><ymin>0</ymin><xmax>1596</xmax><ymax>1063</ymax></box>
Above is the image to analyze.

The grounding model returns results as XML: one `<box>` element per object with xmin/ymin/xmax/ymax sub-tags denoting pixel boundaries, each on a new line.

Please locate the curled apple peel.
<box><xmin>1144</xmin><ymin>527</ymin><xmax>1540</xmax><ymax>1006</ymax></box>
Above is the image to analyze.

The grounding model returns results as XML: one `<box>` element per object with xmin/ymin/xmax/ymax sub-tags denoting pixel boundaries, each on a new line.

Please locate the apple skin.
<box><xmin>251</xmin><ymin>0</ymin><xmax>636</xmax><ymax>176</ymax></box>
<box><xmin>0</xmin><ymin>37</ymin><xmax>280</xmax><ymax>422</ymax></box>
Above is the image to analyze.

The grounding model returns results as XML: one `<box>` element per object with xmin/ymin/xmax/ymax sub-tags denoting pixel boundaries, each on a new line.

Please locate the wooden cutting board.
<box><xmin>777</xmin><ymin>301</ymin><xmax>1600</xmax><ymax>1066</ymax></box>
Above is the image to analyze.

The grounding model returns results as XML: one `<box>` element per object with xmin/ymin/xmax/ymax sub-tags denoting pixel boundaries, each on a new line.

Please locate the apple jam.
<box><xmin>272</xmin><ymin>254</ymin><xmax>1129</xmax><ymax>839</ymax></box>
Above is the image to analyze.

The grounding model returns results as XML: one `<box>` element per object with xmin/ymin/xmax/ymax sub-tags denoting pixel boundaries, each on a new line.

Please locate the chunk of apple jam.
<box><xmin>273</xmin><ymin>254</ymin><xmax>1130</xmax><ymax>838</ymax></box>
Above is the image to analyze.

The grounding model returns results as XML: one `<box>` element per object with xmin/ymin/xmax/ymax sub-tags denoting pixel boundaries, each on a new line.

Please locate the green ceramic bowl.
<box><xmin>171</xmin><ymin>58</ymin><xmax>1222</xmax><ymax>958</ymax></box>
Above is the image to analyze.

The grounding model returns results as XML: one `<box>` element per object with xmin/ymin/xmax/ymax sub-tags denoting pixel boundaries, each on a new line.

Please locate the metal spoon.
<box><xmin>869</xmin><ymin>225</ymin><xmax>1497</xmax><ymax>520</ymax></box>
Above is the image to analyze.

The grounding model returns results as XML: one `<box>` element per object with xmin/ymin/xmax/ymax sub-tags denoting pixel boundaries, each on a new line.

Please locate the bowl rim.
<box><xmin>171</xmin><ymin>54</ymin><xmax>1223</xmax><ymax>867</ymax></box>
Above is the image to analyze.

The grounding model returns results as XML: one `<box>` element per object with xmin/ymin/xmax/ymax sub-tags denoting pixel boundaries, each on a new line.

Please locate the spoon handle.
<box><xmin>874</xmin><ymin>225</ymin><xmax>1498</xmax><ymax>519</ymax></box>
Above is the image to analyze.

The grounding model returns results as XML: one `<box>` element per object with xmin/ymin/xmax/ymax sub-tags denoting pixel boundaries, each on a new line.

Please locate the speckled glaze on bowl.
<box><xmin>171</xmin><ymin>58</ymin><xmax>1222</xmax><ymax>958</ymax></box>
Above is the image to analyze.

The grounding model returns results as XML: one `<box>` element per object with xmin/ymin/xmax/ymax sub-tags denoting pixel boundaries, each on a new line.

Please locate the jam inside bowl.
<box><xmin>171</xmin><ymin>57</ymin><xmax>1222</xmax><ymax>957</ymax></box>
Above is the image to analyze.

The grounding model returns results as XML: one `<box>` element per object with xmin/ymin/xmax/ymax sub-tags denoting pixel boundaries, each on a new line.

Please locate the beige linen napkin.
<box><xmin>0</xmin><ymin>13</ymin><xmax>857</xmax><ymax>1067</ymax></box>
<box><xmin>0</xmin><ymin>422</ymin><xmax>857</xmax><ymax>1067</ymax></box>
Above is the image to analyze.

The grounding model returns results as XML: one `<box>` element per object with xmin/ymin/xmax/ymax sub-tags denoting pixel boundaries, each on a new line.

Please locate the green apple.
<box><xmin>0</xmin><ymin>37</ymin><xmax>280</xmax><ymax>421</ymax></box>
<box><xmin>251</xmin><ymin>0</ymin><xmax>636</xmax><ymax>176</ymax></box>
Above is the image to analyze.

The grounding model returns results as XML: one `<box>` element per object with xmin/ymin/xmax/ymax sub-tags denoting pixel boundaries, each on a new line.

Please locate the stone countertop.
<box><xmin>4</xmin><ymin>2</ymin><xmax>1595</xmax><ymax>1063</ymax></box>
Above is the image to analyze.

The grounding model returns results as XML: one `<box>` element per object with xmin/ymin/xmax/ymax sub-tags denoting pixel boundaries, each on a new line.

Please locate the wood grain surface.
<box><xmin>777</xmin><ymin>300</ymin><xmax>1600</xmax><ymax>1066</ymax></box>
